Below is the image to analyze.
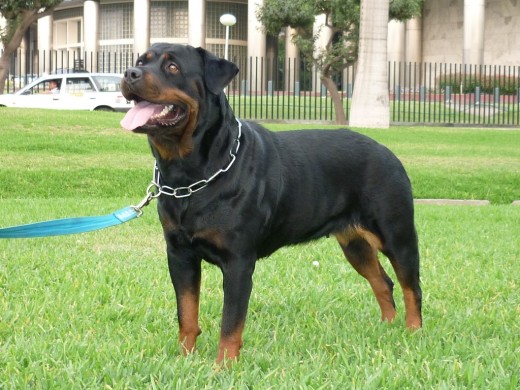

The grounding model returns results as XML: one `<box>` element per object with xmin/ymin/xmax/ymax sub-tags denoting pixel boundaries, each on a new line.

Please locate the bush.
<box><xmin>438</xmin><ymin>73</ymin><xmax>520</xmax><ymax>95</ymax></box>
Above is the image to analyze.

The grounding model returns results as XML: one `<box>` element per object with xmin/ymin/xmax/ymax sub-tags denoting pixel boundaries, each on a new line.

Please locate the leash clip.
<box><xmin>132</xmin><ymin>182</ymin><xmax>160</xmax><ymax>216</ymax></box>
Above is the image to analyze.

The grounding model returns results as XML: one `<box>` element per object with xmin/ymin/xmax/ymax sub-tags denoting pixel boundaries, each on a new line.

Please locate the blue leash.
<box><xmin>0</xmin><ymin>207</ymin><xmax>140</xmax><ymax>238</ymax></box>
<box><xmin>0</xmin><ymin>185</ymin><xmax>155</xmax><ymax>239</ymax></box>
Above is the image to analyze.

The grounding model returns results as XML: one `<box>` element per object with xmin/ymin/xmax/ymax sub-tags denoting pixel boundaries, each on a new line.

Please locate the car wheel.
<box><xmin>94</xmin><ymin>106</ymin><xmax>115</xmax><ymax>112</ymax></box>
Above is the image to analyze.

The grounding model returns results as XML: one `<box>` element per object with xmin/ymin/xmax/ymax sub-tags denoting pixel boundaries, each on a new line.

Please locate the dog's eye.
<box><xmin>168</xmin><ymin>63</ymin><xmax>179</xmax><ymax>74</ymax></box>
<box><xmin>136</xmin><ymin>60</ymin><xmax>144</xmax><ymax>66</ymax></box>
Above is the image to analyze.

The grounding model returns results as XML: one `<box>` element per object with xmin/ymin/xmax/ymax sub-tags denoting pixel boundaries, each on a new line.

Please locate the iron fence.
<box><xmin>2</xmin><ymin>48</ymin><xmax>519</xmax><ymax>126</ymax></box>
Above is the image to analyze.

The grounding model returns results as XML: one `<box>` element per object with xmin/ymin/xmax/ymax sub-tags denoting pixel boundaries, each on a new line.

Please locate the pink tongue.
<box><xmin>120</xmin><ymin>101</ymin><xmax>164</xmax><ymax>131</ymax></box>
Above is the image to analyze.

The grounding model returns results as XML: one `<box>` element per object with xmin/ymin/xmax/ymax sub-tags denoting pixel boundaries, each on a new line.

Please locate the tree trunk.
<box><xmin>321</xmin><ymin>75</ymin><xmax>347</xmax><ymax>124</ymax></box>
<box><xmin>0</xmin><ymin>10</ymin><xmax>40</xmax><ymax>94</ymax></box>
<box><xmin>349</xmin><ymin>0</ymin><xmax>390</xmax><ymax>128</ymax></box>
<box><xmin>0</xmin><ymin>55</ymin><xmax>11</xmax><ymax>94</ymax></box>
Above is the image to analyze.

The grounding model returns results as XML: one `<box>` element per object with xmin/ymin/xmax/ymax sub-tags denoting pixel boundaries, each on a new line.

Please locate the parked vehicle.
<box><xmin>0</xmin><ymin>73</ymin><xmax>132</xmax><ymax>112</ymax></box>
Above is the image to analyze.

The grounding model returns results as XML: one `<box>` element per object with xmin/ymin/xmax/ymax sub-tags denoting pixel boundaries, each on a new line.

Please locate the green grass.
<box><xmin>0</xmin><ymin>108</ymin><xmax>519</xmax><ymax>203</ymax></box>
<box><xmin>0</xmin><ymin>108</ymin><xmax>519</xmax><ymax>388</ymax></box>
<box><xmin>226</xmin><ymin>95</ymin><xmax>520</xmax><ymax>126</ymax></box>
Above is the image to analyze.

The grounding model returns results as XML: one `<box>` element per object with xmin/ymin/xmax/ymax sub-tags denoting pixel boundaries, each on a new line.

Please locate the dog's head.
<box><xmin>120</xmin><ymin>43</ymin><xmax>238</xmax><ymax>159</ymax></box>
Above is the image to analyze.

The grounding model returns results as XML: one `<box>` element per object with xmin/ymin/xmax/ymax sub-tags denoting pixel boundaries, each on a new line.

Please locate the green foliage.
<box><xmin>0</xmin><ymin>0</ymin><xmax>62</xmax><ymax>44</ymax></box>
<box><xmin>258</xmin><ymin>0</ymin><xmax>362</xmax><ymax>71</ymax></box>
<box><xmin>257</xmin><ymin>0</ymin><xmax>318</xmax><ymax>35</ymax></box>
<box><xmin>0</xmin><ymin>0</ymin><xmax>62</xmax><ymax>16</ymax></box>
<box><xmin>390</xmin><ymin>0</ymin><xmax>424</xmax><ymax>21</ymax></box>
<box><xmin>438</xmin><ymin>73</ymin><xmax>520</xmax><ymax>96</ymax></box>
<box><xmin>258</xmin><ymin>0</ymin><xmax>423</xmax><ymax>71</ymax></box>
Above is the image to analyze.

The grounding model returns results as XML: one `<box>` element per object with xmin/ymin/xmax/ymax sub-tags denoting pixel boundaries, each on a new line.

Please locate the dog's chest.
<box><xmin>159</xmin><ymin>203</ymin><xmax>232</xmax><ymax>263</ymax></box>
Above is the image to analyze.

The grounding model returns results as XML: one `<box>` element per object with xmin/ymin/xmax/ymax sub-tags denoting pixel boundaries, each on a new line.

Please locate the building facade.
<box><xmin>388</xmin><ymin>0</ymin><xmax>520</xmax><ymax>67</ymax></box>
<box><xmin>1</xmin><ymin>0</ymin><xmax>519</xmax><ymax>75</ymax></box>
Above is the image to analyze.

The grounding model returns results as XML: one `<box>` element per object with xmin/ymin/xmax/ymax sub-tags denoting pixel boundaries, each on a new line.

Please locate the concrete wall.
<box><xmin>422</xmin><ymin>0</ymin><xmax>520</xmax><ymax>66</ymax></box>
<box><xmin>422</xmin><ymin>0</ymin><xmax>464</xmax><ymax>64</ymax></box>
<box><xmin>484</xmin><ymin>0</ymin><xmax>520</xmax><ymax>66</ymax></box>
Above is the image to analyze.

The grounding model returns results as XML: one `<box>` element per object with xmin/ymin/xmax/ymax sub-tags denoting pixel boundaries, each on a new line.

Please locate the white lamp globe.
<box><xmin>220</xmin><ymin>14</ymin><xmax>236</xmax><ymax>27</ymax></box>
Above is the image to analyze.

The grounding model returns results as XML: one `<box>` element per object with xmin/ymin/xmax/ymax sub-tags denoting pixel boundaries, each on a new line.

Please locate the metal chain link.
<box><xmin>152</xmin><ymin>118</ymin><xmax>242</xmax><ymax>199</ymax></box>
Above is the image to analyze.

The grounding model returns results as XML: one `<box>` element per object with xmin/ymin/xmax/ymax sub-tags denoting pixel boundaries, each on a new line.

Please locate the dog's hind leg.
<box><xmin>383</xmin><ymin>234</ymin><xmax>422</xmax><ymax>329</ymax></box>
<box><xmin>336</xmin><ymin>228</ymin><xmax>397</xmax><ymax>323</ymax></box>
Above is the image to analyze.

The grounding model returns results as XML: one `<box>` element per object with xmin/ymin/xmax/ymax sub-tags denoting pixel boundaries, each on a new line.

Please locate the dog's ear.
<box><xmin>196</xmin><ymin>47</ymin><xmax>239</xmax><ymax>95</ymax></box>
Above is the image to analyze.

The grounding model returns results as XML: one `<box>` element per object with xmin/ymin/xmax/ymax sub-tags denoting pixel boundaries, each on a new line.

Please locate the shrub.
<box><xmin>438</xmin><ymin>73</ymin><xmax>520</xmax><ymax>95</ymax></box>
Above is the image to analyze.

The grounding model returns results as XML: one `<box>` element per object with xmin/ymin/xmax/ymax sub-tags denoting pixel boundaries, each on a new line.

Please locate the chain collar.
<box><xmin>146</xmin><ymin>118</ymin><xmax>242</xmax><ymax>199</ymax></box>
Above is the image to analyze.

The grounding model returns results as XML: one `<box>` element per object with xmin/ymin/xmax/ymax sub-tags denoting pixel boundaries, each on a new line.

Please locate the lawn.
<box><xmin>0</xmin><ymin>108</ymin><xmax>519</xmax><ymax>388</ymax></box>
<box><xmin>225</xmin><ymin>94</ymin><xmax>520</xmax><ymax>126</ymax></box>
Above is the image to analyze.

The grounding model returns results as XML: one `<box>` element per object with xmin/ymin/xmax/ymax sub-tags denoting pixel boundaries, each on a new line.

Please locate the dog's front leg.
<box><xmin>217</xmin><ymin>257</ymin><xmax>256</xmax><ymax>364</ymax></box>
<box><xmin>167</xmin><ymin>248</ymin><xmax>202</xmax><ymax>355</ymax></box>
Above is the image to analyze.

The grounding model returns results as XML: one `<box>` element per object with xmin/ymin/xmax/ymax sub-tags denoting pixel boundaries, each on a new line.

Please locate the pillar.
<box><xmin>463</xmin><ymin>0</ymin><xmax>485</xmax><ymax>67</ymax></box>
<box><xmin>83</xmin><ymin>0</ymin><xmax>99</xmax><ymax>71</ymax></box>
<box><xmin>313</xmin><ymin>14</ymin><xmax>333</xmax><ymax>92</ymax></box>
<box><xmin>189</xmin><ymin>0</ymin><xmax>205</xmax><ymax>48</ymax></box>
<box><xmin>248</xmin><ymin>0</ymin><xmax>266</xmax><ymax>92</ymax></box>
<box><xmin>285</xmin><ymin>27</ymin><xmax>299</xmax><ymax>93</ymax></box>
<box><xmin>37</xmin><ymin>15</ymin><xmax>53</xmax><ymax>74</ymax></box>
<box><xmin>388</xmin><ymin>20</ymin><xmax>405</xmax><ymax>64</ymax></box>
<box><xmin>405</xmin><ymin>17</ymin><xmax>422</xmax><ymax>90</ymax></box>
<box><xmin>405</xmin><ymin>17</ymin><xmax>422</xmax><ymax>64</ymax></box>
<box><xmin>133</xmin><ymin>0</ymin><xmax>151</xmax><ymax>58</ymax></box>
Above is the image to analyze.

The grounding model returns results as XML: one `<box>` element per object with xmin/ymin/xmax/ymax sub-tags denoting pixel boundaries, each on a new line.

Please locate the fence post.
<box><xmin>321</xmin><ymin>84</ymin><xmax>327</xmax><ymax>97</ymax></box>
<box><xmin>494</xmin><ymin>87</ymin><xmax>500</xmax><ymax>105</ymax></box>
<box><xmin>241</xmin><ymin>80</ymin><xmax>248</xmax><ymax>97</ymax></box>
<box><xmin>346</xmin><ymin>83</ymin><xmax>353</xmax><ymax>98</ymax></box>
<box><xmin>395</xmin><ymin>85</ymin><xmax>401</xmax><ymax>101</ymax></box>
<box><xmin>420</xmin><ymin>85</ymin><xmax>425</xmax><ymax>102</ymax></box>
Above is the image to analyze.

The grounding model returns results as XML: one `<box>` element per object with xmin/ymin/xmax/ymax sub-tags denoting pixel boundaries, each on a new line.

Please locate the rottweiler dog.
<box><xmin>120</xmin><ymin>43</ymin><xmax>422</xmax><ymax>363</ymax></box>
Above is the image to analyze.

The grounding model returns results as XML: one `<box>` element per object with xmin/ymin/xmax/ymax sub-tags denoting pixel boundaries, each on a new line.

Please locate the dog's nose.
<box><xmin>124</xmin><ymin>67</ymin><xmax>143</xmax><ymax>83</ymax></box>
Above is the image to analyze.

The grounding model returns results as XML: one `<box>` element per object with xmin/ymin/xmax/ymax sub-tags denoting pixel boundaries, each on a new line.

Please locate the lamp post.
<box><xmin>220</xmin><ymin>13</ymin><xmax>236</xmax><ymax>61</ymax></box>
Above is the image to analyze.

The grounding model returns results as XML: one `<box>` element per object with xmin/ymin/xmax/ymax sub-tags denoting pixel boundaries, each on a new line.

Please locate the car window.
<box><xmin>92</xmin><ymin>75</ymin><xmax>122</xmax><ymax>92</ymax></box>
<box><xmin>22</xmin><ymin>79</ymin><xmax>61</xmax><ymax>95</ymax></box>
<box><xmin>64</xmin><ymin>77</ymin><xmax>95</xmax><ymax>95</ymax></box>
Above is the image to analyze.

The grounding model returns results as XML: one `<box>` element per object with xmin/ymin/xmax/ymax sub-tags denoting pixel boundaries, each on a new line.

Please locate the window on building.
<box><xmin>54</xmin><ymin>19</ymin><xmax>82</xmax><ymax>49</ymax></box>
<box><xmin>100</xmin><ymin>3</ymin><xmax>133</xmax><ymax>40</ymax></box>
<box><xmin>206</xmin><ymin>1</ymin><xmax>247</xmax><ymax>41</ymax></box>
<box><xmin>151</xmin><ymin>1</ymin><xmax>189</xmax><ymax>39</ymax></box>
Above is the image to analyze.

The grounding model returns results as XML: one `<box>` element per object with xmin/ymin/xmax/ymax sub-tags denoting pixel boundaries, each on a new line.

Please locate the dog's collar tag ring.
<box><xmin>150</xmin><ymin>118</ymin><xmax>242</xmax><ymax>199</ymax></box>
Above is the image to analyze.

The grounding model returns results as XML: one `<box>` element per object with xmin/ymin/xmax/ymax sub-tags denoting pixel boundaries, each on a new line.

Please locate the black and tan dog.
<box><xmin>120</xmin><ymin>43</ymin><xmax>422</xmax><ymax>363</ymax></box>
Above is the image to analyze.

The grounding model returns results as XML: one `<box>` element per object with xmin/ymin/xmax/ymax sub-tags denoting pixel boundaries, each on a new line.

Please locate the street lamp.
<box><xmin>220</xmin><ymin>13</ymin><xmax>236</xmax><ymax>61</ymax></box>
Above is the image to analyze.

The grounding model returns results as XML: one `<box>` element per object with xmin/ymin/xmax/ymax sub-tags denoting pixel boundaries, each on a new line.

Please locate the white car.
<box><xmin>0</xmin><ymin>73</ymin><xmax>132</xmax><ymax>112</ymax></box>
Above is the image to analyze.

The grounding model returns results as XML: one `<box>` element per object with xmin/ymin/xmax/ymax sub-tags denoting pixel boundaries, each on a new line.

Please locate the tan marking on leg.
<box><xmin>402</xmin><ymin>287</ymin><xmax>422</xmax><ymax>329</ymax></box>
<box><xmin>387</xmin><ymin>256</ymin><xmax>422</xmax><ymax>329</ymax></box>
<box><xmin>178</xmin><ymin>293</ymin><xmax>201</xmax><ymax>355</ymax></box>
<box><xmin>336</xmin><ymin>225</ymin><xmax>383</xmax><ymax>251</ymax></box>
<box><xmin>217</xmin><ymin>322</ymin><xmax>245</xmax><ymax>364</ymax></box>
<box><xmin>371</xmin><ymin>271</ymin><xmax>397</xmax><ymax>323</ymax></box>
<box><xmin>336</xmin><ymin>227</ymin><xmax>395</xmax><ymax>323</ymax></box>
